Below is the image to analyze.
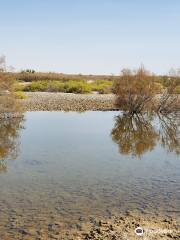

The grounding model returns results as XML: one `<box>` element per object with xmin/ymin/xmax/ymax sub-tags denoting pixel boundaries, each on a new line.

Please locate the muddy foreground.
<box><xmin>0</xmin><ymin>212</ymin><xmax>179</xmax><ymax>240</ymax></box>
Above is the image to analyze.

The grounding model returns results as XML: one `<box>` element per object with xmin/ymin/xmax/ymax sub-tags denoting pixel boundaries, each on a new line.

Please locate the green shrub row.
<box><xmin>20</xmin><ymin>80</ymin><xmax>112</xmax><ymax>94</ymax></box>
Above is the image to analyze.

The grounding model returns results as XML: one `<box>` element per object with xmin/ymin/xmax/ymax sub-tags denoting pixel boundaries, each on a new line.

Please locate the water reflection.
<box><xmin>0</xmin><ymin>111</ymin><xmax>179</xmax><ymax>236</ymax></box>
<box><xmin>158</xmin><ymin>114</ymin><xmax>180</xmax><ymax>155</ymax></box>
<box><xmin>0</xmin><ymin>116</ymin><xmax>24</xmax><ymax>172</ymax></box>
<box><xmin>111</xmin><ymin>113</ymin><xmax>180</xmax><ymax>157</ymax></box>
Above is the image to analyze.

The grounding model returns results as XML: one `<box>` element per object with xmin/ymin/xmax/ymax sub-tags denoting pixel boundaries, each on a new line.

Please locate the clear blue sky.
<box><xmin>0</xmin><ymin>0</ymin><xmax>179</xmax><ymax>74</ymax></box>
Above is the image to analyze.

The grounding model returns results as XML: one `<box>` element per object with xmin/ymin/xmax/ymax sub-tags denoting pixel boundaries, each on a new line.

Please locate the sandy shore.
<box><xmin>75</xmin><ymin>213</ymin><xmax>180</xmax><ymax>240</ymax></box>
<box><xmin>1</xmin><ymin>212</ymin><xmax>179</xmax><ymax>240</ymax></box>
<box><xmin>23</xmin><ymin>92</ymin><xmax>117</xmax><ymax>111</ymax></box>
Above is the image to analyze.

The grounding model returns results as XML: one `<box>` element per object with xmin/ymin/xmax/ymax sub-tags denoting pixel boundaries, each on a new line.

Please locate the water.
<box><xmin>0</xmin><ymin>111</ymin><xmax>179</xmax><ymax>234</ymax></box>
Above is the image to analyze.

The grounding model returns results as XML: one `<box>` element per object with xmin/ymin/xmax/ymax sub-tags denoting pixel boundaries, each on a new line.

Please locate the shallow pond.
<box><xmin>0</xmin><ymin>111</ymin><xmax>179</xmax><ymax>237</ymax></box>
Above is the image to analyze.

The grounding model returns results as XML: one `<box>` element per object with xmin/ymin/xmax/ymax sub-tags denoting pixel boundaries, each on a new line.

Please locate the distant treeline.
<box><xmin>10</xmin><ymin>72</ymin><xmax>115</xmax><ymax>82</ymax></box>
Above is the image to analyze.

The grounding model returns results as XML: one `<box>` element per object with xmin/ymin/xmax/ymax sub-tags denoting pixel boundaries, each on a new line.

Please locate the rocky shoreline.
<box><xmin>22</xmin><ymin>92</ymin><xmax>117</xmax><ymax>112</ymax></box>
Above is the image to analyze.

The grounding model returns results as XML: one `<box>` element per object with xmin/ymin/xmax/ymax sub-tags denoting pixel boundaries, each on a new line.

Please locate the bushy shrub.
<box><xmin>24</xmin><ymin>81</ymin><xmax>48</xmax><ymax>92</ymax></box>
<box><xmin>63</xmin><ymin>81</ymin><xmax>91</xmax><ymax>93</ymax></box>
<box><xmin>174</xmin><ymin>85</ymin><xmax>180</xmax><ymax>94</ymax></box>
<box><xmin>24</xmin><ymin>80</ymin><xmax>92</xmax><ymax>93</ymax></box>
<box><xmin>113</xmin><ymin>66</ymin><xmax>160</xmax><ymax>113</ymax></box>
<box><xmin>14</xmin><ymin>91</ymin><xmax>27</xmax><ymax>99</ymax></box>
<box><xmin>90</xmin><ymin>80</ymin><xmax>112</xmax><ymax>94</ymax></box>
<box><xmin>48</xmin><ymin>81</ymin><xmax>64</xmax><ymax>92</ymax></box>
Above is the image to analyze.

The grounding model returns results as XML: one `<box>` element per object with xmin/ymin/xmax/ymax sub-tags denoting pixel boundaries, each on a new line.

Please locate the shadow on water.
<box><xmin>111</xmin><ymin>112</ymin><xmax>180</xmax><ymax>157</ymax></box>
<box><xmin>0</xmin><ymin>116</ymin><xmax>24</xmax><ymax>173</ymax></box>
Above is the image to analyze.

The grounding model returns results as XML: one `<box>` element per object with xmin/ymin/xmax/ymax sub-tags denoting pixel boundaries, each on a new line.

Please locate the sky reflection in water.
<box><xmin>0</xmin><ymin>111</ymin><xmax>179</xmax><ymax>222</ymax></box>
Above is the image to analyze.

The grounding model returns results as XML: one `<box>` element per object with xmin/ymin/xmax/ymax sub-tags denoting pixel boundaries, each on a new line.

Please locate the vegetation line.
<box><xmin>0</xmin><ymin>56</ymin><xmax>179</xmax><ymax>115</ymax></box>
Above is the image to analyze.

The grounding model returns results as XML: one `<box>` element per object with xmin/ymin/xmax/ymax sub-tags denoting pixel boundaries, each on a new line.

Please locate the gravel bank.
<box><xmin>23</xmin><ymin>92</ymin><xmax>117</xmax><ymax>111</ymax></box>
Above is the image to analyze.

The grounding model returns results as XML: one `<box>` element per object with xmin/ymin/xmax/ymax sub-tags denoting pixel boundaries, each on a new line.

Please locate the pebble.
<box><xmin>23</xmin><ymin>92</ymin><xmax>117</xmax><ymax>111</ymax></box>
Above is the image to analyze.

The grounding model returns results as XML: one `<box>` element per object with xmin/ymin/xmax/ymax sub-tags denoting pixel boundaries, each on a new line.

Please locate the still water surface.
<box><xmin>0</xmin><ymin>111</ymin><xmax>179</xmax><ymax>229</ymax></box>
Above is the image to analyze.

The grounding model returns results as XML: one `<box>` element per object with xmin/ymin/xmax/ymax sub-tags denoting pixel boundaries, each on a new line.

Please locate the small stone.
<box><xmin>18</xmin><ymin>229</ymin><xmax>29</xmax><ymax>235</ymax></box>
<box><xmin>109</xmin><ymin>224</ymin><xmax>114</xmax><ymax>231</ymax></box>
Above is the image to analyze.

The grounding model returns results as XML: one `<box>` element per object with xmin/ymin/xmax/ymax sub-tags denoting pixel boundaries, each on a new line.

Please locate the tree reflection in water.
<box><xmin>0</xmin><ymin>115</ymin><xmax>24</xmax><ymax>173</ymax></box>
<box><xmin>111</xmin><ymin>113</ymin><xmax>180</xmax><ymax>157</ymax></box>
<box><xmin>157</xmin><ymin>113</ymin><xmax>180</xmax><ymax>155</ymax></box>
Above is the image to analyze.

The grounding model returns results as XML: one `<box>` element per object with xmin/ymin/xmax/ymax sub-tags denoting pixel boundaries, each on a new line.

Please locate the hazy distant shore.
<box><xmin>23</xmin><ymin>92</ymin><xmax>117</xmax><ymax>111</ymax></box>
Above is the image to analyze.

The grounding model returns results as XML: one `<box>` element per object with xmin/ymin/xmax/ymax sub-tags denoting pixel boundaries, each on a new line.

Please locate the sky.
<box><xmin>0</xmin><ymin>0</ymin><xmax>180</xmax><ymax>75</ymax></box>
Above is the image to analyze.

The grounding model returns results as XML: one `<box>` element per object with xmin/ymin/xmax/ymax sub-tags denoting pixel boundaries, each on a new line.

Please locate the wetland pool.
<box><xmin>0</xmin><ymin>111</ymin><xmax>179</xmax><ymax>238</ymax></box>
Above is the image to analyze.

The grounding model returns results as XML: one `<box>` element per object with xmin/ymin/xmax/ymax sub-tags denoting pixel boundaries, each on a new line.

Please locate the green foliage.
<box><xmin>158</xmin><ymin>76</ymin><xmax>180</xmax><ymax>93</ymax></box>
<box><xmin>24</xmin><ymin>81</ymin><xmax>49</xmax><ymax>92</ymax></box>
<box><xmin>10</xmin><ymin>70</ymin><xmax>180</xmax><ymax>96</ymax></box>
<box><xmin>22</xmin><ymin>79</ymin><xmax>112</xmax><ymax>94</ymax></box>
<box><xmin>14</xmin><ymin>91</ymin><xmax>27</xmax><ymax>99</ymax></box>
<box><xmin>14</xmin><ymin>82</ymin><xmax>25</xmax><ymax>91</ymax></box>
<box><xmin>24</xmin><ymin>80</ymin><xmax>92</xmax><ymax>93</ymax></box>
<box><xmin>6</xmin><ymin>71</ymin><xmax>115</xmax><ymax>94</ymax></box>
<box><xmin>63</xmin><ymin>81</ymin><xmax>91</xmax><ymax>93</ymax></box>
<box><xmin>90</xmin><ymin>80</ymin><xmax>112</xmax><ymax>94</ymax></box>
<box><xmin>174</xmin><ymin>85</ymin><xmax>180</xmax><ymax>94</ymax></box>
